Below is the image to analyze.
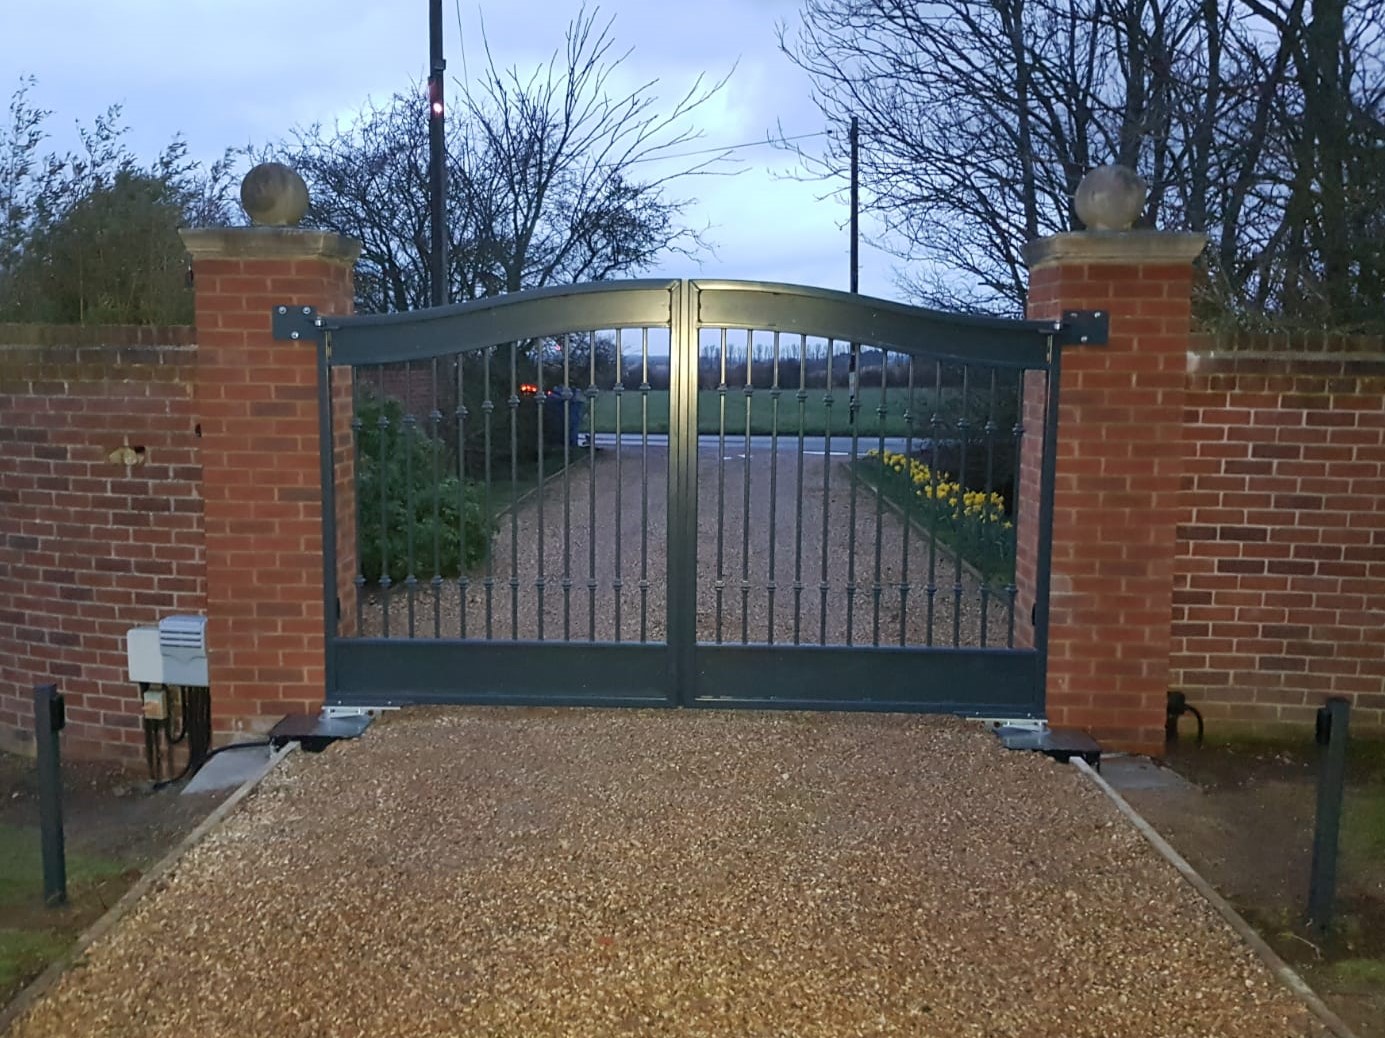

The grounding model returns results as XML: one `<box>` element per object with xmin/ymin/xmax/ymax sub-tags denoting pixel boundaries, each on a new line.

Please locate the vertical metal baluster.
<box><xmin>740</xmin><ymin>328</ymin><xmax>754</xmax><ymax>645</ymax></box>
<box><xmin>509</xmin><ymin>342</ymin><xmax>520</xmax><ymax>640</ymax></box>
<box><xmin>430</xmin><ymin>358</ymin><xmax>443</xmax><ymax>638</ymax></box>
<box><xmin>562</xmin><ymin>335</ymin><xmax>573</xmax><ymax>641</ymax></box>
<box><xmin>871</xmin><ymin>349</ymin><xmax>888</xmax><ymax>646</ymax></box>
<box><xmin>793</xmin><ymin>336</ymin><xmax>807</xmax><ymax>645</ymax></box>
<box><xmin>535</xmin><ymin>338</ymin><xmax>546</xmax><ymax>641</ymax></box>
<box><xmin>952</xmin><ymin>365</ymin><xmax>970</xmax><ymax>648</ymax></box>
<box><xmin>456</xmin><ymin>357</ymin><xmax>469</xmax><ymax>638</ymax></box>
<box><xmin>845</xmin><ymin>342</ymin><xmax>861</xmax><ymax>645</ymax></box>
<box><xmin>926</xmin><ymin>361</ymin><xmax>941</xmax><ymax>647</ymax></box>
<box><xmin>715</xmin><ymin>328</ymin><xmax>728</xmax><ymax>644</ymax></box>
<box><xmin>819</xmin><ymin>341</ymin><xmax>835</xmax><ymax>645</ymax></box>
<box><xmin>588</xmin><ymin>330</ymin><xmax>599</xmax><ymax>642</ymax></box>
<box><xmin>482</xmin><ymin>347</ymin><xmax>495</xmax><ymax>639</ymax></box>
<box><xmin>377</xmin><ymin>385</ymin><xmax>392</xmax><ymax>638</ymax></box>
<box><xmin>898</xmin><ymin>358</ymin><xmax>917</xmax><ymax>646</ymax></box>
<box><xmin>403</xmin><ymin>362</ymin><xmax>417</xmax><ymax>638</ymax></box>
<box><xmin>639</xmin><ymin>329</ymin><xmax>650</xmax><ymax>643</ymax></box>
<box><xmin>981</xmin><ymin>368</ymin><xmax>998</xmax><ymax>648</ymax></box>
<box><xmin>613</xmin><ymin>331</ymin><xmax>624</xmax><ymax>642</ymax></box>
<box><xmin>767</xmin><ymin>332</ymin><xmax>781</xmax><ymax>645</ymax></box>
<box><xmin>351</xmin><ymin>375</ymin><xmax>365</xmax><ymax>636</ymax></box>
<box><xmin>1007</xmin><ymin>388</ymin><xmax>1025</xmax><ymax>648</ymax></box>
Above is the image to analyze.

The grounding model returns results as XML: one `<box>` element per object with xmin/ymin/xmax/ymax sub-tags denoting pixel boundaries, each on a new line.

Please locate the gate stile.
<box><xmin>313</xmin><ymin>279</ymin><xmax>1081</xmax><ymax>718</ymax></box>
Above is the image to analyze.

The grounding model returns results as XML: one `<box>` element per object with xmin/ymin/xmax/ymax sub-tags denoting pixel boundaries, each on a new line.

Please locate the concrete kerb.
<box><xmin>0</xmin><ymin>743</ymin><xmax>299</xmax><ymax>1035</ymax></box>
<box><xmin>1071</xmin><ymin>757</ymin><xmax>1359</xmax><ymax>1038</ymax></box>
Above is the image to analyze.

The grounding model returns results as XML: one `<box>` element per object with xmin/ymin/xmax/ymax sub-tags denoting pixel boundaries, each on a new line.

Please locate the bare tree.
<box><xmin>277</xmin><ymin>6</ymin><xmax>730</xmax><ymax>313</ymax></box>
<box><xmin>781</xmin><ymin>0</ymin><xmax>1385</xmax><ymax>326</ymax></box>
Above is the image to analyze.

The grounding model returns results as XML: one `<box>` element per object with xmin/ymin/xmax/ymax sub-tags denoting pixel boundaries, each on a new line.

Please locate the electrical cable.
<box><xmin>151</xmin><ymin>738</ymin><xmax>272</xmax><ymax>792</ymax></box>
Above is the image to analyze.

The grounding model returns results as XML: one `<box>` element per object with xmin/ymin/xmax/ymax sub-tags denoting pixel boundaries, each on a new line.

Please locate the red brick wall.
<box><xmin>1025</xmin><ymin>258</ymin><xmax>1194</xmax><ymax>754</ymax></box>
<box><xmin>190</xmin><ymin>251</ymin><xmax>355</xmax><ymax>737</ymax></box>
<box><xmin>0</xmin><ymin>326</ymin><xmax>204</xmax><ymax>761</ymax></box>
<box><xmin>1173</xmin><ymin>332</ymin><xmax>1385</xmax><ymax>734</ymax></box>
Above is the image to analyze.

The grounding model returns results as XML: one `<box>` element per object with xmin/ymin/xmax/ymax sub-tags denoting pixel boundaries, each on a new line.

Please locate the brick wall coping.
<box><xmin>0</xmin><ymin>325</ymin><xmax>195</xmax><ymax>347</ymax></box>
<box><xmin>1024</xmin><ymin>230</ymin><xmax>1207</xmax><ymax>269</ymax></box>
<box><xmin>179</xmin><ymin>227</ymin><xmax>361</xmax><ymax>265</ymax></box>
<box><xmin>1190</xmin><ymin>330</ymin><xmax>1385</xmax><ymax>355</ymax></box>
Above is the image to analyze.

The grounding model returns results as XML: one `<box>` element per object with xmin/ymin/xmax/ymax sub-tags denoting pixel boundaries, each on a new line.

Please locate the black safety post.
<box><xmin>33</xmin><ymin>683</ymin><xmax>67</xmax><ymax>907</ymax></box>
<box><xmin>1308</xmin><ymin>697</ymin><xmax>1350</xmax><ymax>933</ymax></box>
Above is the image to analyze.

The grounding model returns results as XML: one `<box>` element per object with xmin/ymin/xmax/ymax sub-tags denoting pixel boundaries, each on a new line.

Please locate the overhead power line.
<box><xmin>626</xmin><ymin>131</ymin><xmax>829</xmax><ymax>166</ymax></box>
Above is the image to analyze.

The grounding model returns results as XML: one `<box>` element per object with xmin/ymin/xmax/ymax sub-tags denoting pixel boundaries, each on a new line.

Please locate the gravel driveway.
<box><xmin>366</xmin><ymin>447</ymin><xmax>1011</xmax><ymax>647</ymax></box>
<box><xmin>12</xmin><ymin>711</ymin><xmax>1317</xmax><ymax>1037</ymax></box>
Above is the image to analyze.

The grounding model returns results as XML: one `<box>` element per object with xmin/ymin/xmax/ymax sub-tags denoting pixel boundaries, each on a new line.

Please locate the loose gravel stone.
<box><xmin>365</xmin><ymin>449</ymin><xmax>1009</xmax><ymax>648</ymax></box>
<box><xmin>11</xmin><ymin>711</ymin><xmax>1320</xmax><ymax>1037</ymax></box>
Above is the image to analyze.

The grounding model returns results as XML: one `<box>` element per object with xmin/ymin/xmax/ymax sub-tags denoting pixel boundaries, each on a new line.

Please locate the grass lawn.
<box><xmin>0</xmin><ymin>825</ymin><xmax>129</xmax><ymax>907</ymax></box>
<box><xmin>589</xmin><ymin>388</ymin><xmax>941</xmax><ymax>437</ymax></box>
<box><xmin>480</xmin><ymin>447</ymin><xmax>577</xmax><ymax>517</ymax></box>
<box><xmin>0</xmin><ymin>823</ymin><xmax>132</xmax><ymax>1001</ymax></box>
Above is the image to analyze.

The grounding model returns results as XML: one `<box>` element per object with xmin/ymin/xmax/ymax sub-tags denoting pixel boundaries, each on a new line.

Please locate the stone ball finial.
<box><xmin>1074</xmin><ymin>164</ymin><xmax>1147</xmax><ymax>231</ymax></box>
<box><xmin>240</xmin><ymin>162</ymin><xmax>310</xmax><ymax>227</ymax></box>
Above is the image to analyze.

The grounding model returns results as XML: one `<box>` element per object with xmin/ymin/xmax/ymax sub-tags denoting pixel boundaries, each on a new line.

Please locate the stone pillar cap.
<box><xmin>179</xmin><ymin>226</ymin><xmax>361</xmax><ymax>265</ymax></box>
<box><xmin>1025</xmin><ymin>230</ymin><xmax>1206</xmax><ymax>270</ymax></box>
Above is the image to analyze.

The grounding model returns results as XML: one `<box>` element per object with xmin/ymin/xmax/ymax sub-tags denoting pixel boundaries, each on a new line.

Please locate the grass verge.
<box><xmin>590</xmin><ymin>388</ymin><xmax>935</xmax><ymax>437</ymax></box>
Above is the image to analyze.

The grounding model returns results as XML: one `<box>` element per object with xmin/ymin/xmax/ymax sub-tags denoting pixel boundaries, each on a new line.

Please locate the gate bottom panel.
<box><xmin>692</xmin><ymin>644</ymin><xmax>1041</xmax><ymax>715</ymax></box>
<box><xmin>331</xmin><ymin>640</ymin><xmax>670</xmax><ymax>707</ymax></box>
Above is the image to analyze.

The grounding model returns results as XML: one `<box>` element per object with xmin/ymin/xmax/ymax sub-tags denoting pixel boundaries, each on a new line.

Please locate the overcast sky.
<box><xmin>2</xmin><ymin>0</ymin><xmax>903</xmax><ymax>297</ymax></box>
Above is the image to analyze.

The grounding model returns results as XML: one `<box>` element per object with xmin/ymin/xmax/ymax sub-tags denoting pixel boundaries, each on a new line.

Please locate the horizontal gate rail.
<box><xmin>323</xmin><ymin>280</ymin><xmax>678</xmax><ymax>365</ymax></box>
<box><xmin>333</xmin><ymin>641</ymin><xmax>667</xmax><ymax>707</ymax></box>
<box><xmin>691</xmin><ymin>280</ymin><xmax>1059</xmax><ymax>367</ymax></box>
<box><xmin>694</xmin><ymin>644</ymin><xmax>1040</xmax><ymax>715</ymax></box>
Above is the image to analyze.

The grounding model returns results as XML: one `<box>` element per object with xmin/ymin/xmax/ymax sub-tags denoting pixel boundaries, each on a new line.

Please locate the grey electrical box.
<box><xmin>126</xmin><ymin>615</ymin><xmax>209</xmax><ymax>687</ymax></box>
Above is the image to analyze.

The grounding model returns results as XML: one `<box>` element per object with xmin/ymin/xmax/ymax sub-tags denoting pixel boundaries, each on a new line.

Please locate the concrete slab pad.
<box><xmin>181</xmin><ymin>744</ymin><xmax>272</xmax><ymax>795</ymax></box>
<box><xmin>1102</xmin><ymin>755</ymin><xmax>1197</xmax><ymax>793</ymax></box>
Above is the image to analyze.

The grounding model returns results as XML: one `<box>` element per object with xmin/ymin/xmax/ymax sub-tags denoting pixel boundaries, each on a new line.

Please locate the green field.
<box><xmin>589</xmin><ymin>388</ymin><xmax>946</xmax><ymax>437</ymax></box>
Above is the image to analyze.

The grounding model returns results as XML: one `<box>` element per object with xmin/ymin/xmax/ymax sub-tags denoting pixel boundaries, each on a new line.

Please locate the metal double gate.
<box><xmin>307</xmin><ymin>279</ymin><xmax>1078</xmax><ymax>718</ymax></box>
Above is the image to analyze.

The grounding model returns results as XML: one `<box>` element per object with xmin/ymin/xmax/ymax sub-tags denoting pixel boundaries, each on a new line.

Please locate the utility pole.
<box><xmin>849</xmin><ymin>114</ymin><xmax>859</xmax><ymax>294</ymax></box>
<box><xmin>428</xmin><ymin>0</ymin><xmax>449</xmax><ymax>306</ymax></box>
<box><xmin>848</xmin><ymin>114</ymin><xmax>860</xmax><ymax>419</ymax></box>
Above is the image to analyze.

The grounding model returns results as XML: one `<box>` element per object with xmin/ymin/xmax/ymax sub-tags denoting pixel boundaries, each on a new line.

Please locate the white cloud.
<box><xmin>2</xmin><ymin>0</ymin><xmax>902</xmax><ymax>296</ymax></box>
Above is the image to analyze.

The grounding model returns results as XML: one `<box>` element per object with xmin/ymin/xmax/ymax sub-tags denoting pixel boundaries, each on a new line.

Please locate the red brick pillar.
<box><xmin>179</xmin><ymin>227</ymin><xmax>360</xmax><ymax>738</ymax></box>
<box><xmin>1020</xmin><ymin>230</ymin><xmax>1204</xmax><ymax>754</ymax></box>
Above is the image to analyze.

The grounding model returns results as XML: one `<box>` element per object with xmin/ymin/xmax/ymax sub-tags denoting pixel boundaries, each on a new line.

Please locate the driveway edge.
<box><xmin>1071</xmin><ymin>757</ymin><xmax>1357</xmax><ymax>1038</ymax></box>
<box><xmin>0</xmin><ymin>742</ymin><xmax>299</xmax><ymax>1035</ymax></box>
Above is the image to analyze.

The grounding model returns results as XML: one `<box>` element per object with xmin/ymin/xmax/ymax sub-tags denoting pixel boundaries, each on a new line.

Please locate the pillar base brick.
<box><xmin>1022</xmin><ymin>230</ymin><xmax>1205</xmax><ymax>755</ymax></box>
<box><xmin>180</xmin><ymin>227</ymin><xmax>360</xmax><ymax>740</ymax></box>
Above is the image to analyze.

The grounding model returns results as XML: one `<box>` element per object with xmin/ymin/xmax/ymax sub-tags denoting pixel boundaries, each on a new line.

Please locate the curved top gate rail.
<box><xmin>315</xmin><ymin>279</ymin><xmax>1084</xmax><ymax>367</ymax></box>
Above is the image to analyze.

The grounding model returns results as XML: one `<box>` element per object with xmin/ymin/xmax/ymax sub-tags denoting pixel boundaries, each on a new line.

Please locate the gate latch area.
<box><xmin>1057</xmin><ymin>309</ymin><xmax>1109</xmax><ymax>346</ymax></box>
<box><xmin>272</xmin><ymin>305</ymin><xmax>322</xmax><ymax>342</ymax></box>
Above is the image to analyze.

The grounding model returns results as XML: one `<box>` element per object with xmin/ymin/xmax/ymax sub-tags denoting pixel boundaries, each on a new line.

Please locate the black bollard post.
<box><xmin>1308</xmin><ymin>697</ymin><xmax>1350</xmax><ymax>933</ymax></box>
<box><xmin>33</xmin><ymin>683</ymin><xmax>68</xmax><ymax>907</ymax></box>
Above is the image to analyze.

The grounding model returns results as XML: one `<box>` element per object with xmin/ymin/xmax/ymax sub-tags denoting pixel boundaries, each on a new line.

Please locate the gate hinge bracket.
<box><xmin>272</xmin><ymin>305</ymin><xmax>324</xmax><ymax>343</ymax></box>
<box><xmin>1056</xmin><ymin>309</ymin><xmax>1109</xmax><ymax>346</ymax></box>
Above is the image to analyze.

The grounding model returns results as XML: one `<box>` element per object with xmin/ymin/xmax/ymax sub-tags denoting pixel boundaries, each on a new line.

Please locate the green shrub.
<box><xmin>354</xmin><ymin>394</ymin><xmax>493</xmax><ymax>583</ymax></box>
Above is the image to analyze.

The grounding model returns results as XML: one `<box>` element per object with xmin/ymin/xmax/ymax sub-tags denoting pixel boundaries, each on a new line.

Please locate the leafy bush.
<box><xmin>354</xmin><ymin>394</ymin><xmax>493</xmax><ymax>584</ymax></box>
<box><xmin>861</xmin><ymin>449</ymin><xmax>1015</xmax><ymax>585</ymax></box>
